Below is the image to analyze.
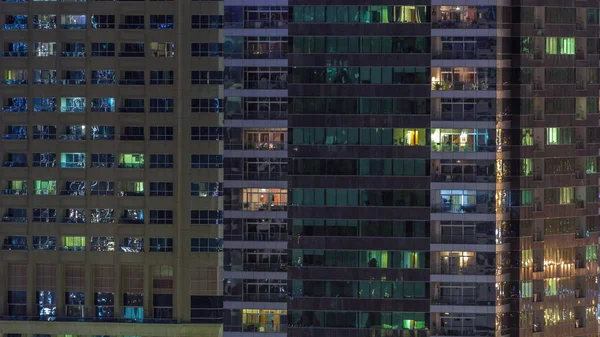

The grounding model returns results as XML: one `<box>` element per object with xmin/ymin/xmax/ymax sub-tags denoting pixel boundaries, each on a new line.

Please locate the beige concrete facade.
<box><xmin>0</xmin><ymin>1</ymin><xmax>224</xmax><ymax>336</ymax></box>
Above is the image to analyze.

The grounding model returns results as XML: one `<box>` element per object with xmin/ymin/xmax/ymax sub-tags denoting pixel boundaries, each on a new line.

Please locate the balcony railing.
<box><xmin>431</xmin><ymin>295</ymin><xmax>494</xmax><ymax>306</ymax></box>
<box><xmin>243</xmin><ymin>293</ymin><xmax>287</xmax><ymax>302</ymax></box>
<box><xmin>242</xmin><ymin>262</ymin><xmax>286</xmax><ymax>272</ymax></box>
<box><xmin>0</xmin><ymin>315</ymin><xmax>176</xmax><ymax>323</ymax></box>
<box><xmin>431</xmin><ymin>143</ymin><xmax>496</xmax><ymax>152</ymax></box>
<box><xmin>431</xmin><ymin>263</ymin><xmax>499</xmax><ymax>275</ymax></box>
<box><xmin>431</xmin><ymin>203</ymin><xmax>494</xmax><ymax>214</ymax></box>
<box><xmin>245</xmin><ymin>232</ymin><xmax>288</xmax><ymax>241</ymax></box>
<box><xmin>431</xmin><ymin>174</ymin><xmax>494</xmax><ymax>183</ymax></box>
<box><xmin>431</xmin><ymin>234</ymin><xmax>495</xmax><ymax>245</ymax></box>
<box><xmin>431</xmin><ymin>51</ymin><xmax>497</xmax><ymax>60</ymax></box>
<box><xmin>431</xmin><ymin>327</ymin><xmax>494</xmax><ymax>337</ymax></box>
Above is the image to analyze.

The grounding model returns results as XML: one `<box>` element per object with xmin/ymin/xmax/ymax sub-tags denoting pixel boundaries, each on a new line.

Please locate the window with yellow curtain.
<box><xmin>545</xmin><ymin>37</ymin><xmax>575</xmax><ymax>54</ymax></box>
<box><xmin>558</xmin><ymin>187</ymin><xmax>574</xmax><ymax>204</ymax></box>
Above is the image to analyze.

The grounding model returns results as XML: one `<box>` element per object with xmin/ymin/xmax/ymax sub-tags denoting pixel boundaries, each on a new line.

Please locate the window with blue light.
<box><xmin>3</xmin><ymin>42</ymin><xmax>28</xmax><ymax>56</ymax></box>
<box><xmin>3</xmin><ymin>153</ymin><xmax>28</xmax><ymax>167</ymax></box>
<box><xmin>33</xmin><ymin>14</ymin><xmax>56</xmax><ymax>29</ymax></box>
<box><xmin>2</xmin><ymin>97</ymin><xmax>28</xmax><ymax>112</ymax></box>
<box><xmin>33</xmin><ymin>69</ymin><xmax>57</xmax><ymax>84</ymax></box>
<box><xmin>3</xmin><ymin>125</ymin><xmax>28</xmax><ymax>140</ymax></box>
<box><xmin>90</xmin><ymin>126</ymin><xmax>115</xmax><ymax>140</ymax></box>
<box><xmin>123</xmin><ymin>293</ymin><xmax>144</xmax><ymax>321</ymax></box>
<box><xmin>120</xmin><ymin>237</ymin><xmax>144</xmax><ymax>252</ymax></box>
<box><xmin>95</xmin><ymin>292</ymin><xmax>115</xmax><ymax>318</ymax></box>
<box><xmin>4</xmin><ymin>15</ymin><xmax>28</xmax><ymax>30</ymax></box>
<box><xmin>150</xmin><ymin>15</ymin><xmax>174</xmax><ymax>29</ymax></box>
<box><xmin>61</xmin><ymin>70</ymin><xmax>86</xmax><ymax>85</ymax></box>
<box><xmin>91</xmin><ymin>98</ymin><xmax>115</xmax><ymax>112</ymax></box>
<box><xmin>2</xmin><ymin>208</ymin><xmax>27</xmax><ymax>223</ymax></box>
<box><xmin>33</xmin><ymin>153</ymin><xmax>56</xmax><ymax>167</ymax></box>
<box><xmin>36</xmin><ymin>291</ymin><xmax>56</xmax><ymax>319</ymax></box>
<box><xmin>61</xmin><ymin>210</ymin><xmax>85</xmax><ymax>224</ymax></box>
<box><xmin>119</xmin><ymin>209</ymin><xmax>144</xmax><ymax>224</ymax></box>
<box><xmin>33</xmin><ymin>97</ymin><xmax>57</xmax><ymax>112</ymax></box>
<box><xmin>33</xmin><ymin>236</ymin><xmax>57</xmax><ymax>250</ymax></box>
<box><xmin>2</xmin><ymin>236</ymin><xmax>27</xmax><ymax>250</ymax></box>
<box><xmin>91</xmin><ymin>70</ymin><xmax>115</xmax><ymax>84</ymax></box>
<box><xmin>60</xmin><ymin>14</ymin><xmax>86</xmax><ymax>29</ymax></box>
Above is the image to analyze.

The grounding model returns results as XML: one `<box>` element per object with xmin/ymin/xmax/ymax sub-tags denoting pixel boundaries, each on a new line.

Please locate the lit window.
<box><xmin>60</xmin><ymin>153</ymin><xmax>86</xmax><ymax>168</ymax></box>
<box><xmin>118</xmin><ymin>154</ymin><xmax>144</xmax><ymax>168</ymax></box>
<box><xmin>61</xmin><ymin>236</ymin><xmax>86</xmax><ymax>251</ymax></box>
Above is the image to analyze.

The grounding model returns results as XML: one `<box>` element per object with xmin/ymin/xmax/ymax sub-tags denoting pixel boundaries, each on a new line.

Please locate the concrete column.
<box><xmin>55</xmin><ymin>264</ymin><xmax>65</xmax><ymax>317</ymax></box>
<box><xmin>113</xmin><ymin>263</ymin><xmax>122</xmax><ymax>318</ymax></box>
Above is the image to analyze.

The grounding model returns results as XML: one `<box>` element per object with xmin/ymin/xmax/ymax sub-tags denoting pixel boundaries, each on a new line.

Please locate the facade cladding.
<box><xmin>222</xmin><ymin>0</ymin><xmax>288</xmax><ymax>335</ymax></box>
<box><xmin>0</xmin><ymin>0</ymin><xmax>224</xmax><ymax>337</ymax></box>
<box><xmin>288</xmin><ymin>2</ymin><xmax>600</xmax><ymax>337</ymax></box>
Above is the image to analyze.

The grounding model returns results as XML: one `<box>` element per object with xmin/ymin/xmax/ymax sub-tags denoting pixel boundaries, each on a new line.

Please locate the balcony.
<box><xmin>431</xmin><ymin>328</ymin><xmax>494</xmax><ymax>337</ymax></box>
<box><xmin>243</xmin><ymin>20</ymin><xmax>288</xmax><ymax>29</ymax></box>
<box><xmin>432</xmin><ymin>50</ymin><xmax>496</xmax><ymax>60</ymax></box>
<box><xmin>431</xmin><ymin>233</ymin><xmax>495</xmax><ymax>245</ymax></box>
<box><xmin>432</xmin><ymin>295</ymin><xmax>494</xmax><ymax>306</ymax></box>
<box><xmin>243</xmin><ymin>293</ymin><xmax>287</xmax><ymax>302</ymax></box>
<box><xmin>243</xmin><ymin>262</ymin><xmax>286</xmax><ymax>272</ymax></box>
<box><xmin>431</xmin><ymin>174</ymin><xmax>494</xmax><ymax>183</ymax></box>
<box><xmin>245</xmin><ymin>232</ymin><xmax>288</xmax><ymax>242</ymax></box>
<box><xmin>431</xmin><ymin>203</ymin><xmax>493</xmax><ymax>214</ymax></box>
<box><xmin>431</xmin><ymin>262</ymin><xmax>498</xmax><ymax>276</ymax></box>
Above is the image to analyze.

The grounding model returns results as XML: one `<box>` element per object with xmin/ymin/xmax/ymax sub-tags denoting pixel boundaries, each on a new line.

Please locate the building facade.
<box><xmin>222</xmin><ymin>0</ymin><xmax>288</xmax><ymax>335</ymax></box>
<box><xmin>0</xmin><ymin>1</ymin><xmax>224</xmax><ymax>336</ymax></box>
<box><xmin>288</xmin><ymin>2</ymin><xmax>600</xmax><ymax>337</ymax></box>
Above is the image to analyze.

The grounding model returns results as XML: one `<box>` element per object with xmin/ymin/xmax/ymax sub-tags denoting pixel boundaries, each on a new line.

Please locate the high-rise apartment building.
<box><xmin>288</xmin><ymin>3</ymin><xmax>600</xmax><ymax>337</ymax></box>
<box><xmin>222</xmin><ymin>1</ymin><xmax>288</xmax><ymax>334</ymax></box>
<box><xmin>0</xmin><ymin>1</ymin><xmax>224</xmax><ymax>336</ymax></box>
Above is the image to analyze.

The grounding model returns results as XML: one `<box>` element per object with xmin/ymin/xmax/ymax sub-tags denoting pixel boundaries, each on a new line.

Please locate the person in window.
<box><xmin>368</xmin><ymin>254</ymin><xmax>378</xmax><ymax>267</ymax></box>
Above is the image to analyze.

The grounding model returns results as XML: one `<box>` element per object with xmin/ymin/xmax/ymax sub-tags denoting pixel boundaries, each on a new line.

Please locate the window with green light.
<box><xmin>119</xmin><ymin>154</ymin><xmax>145</xmax><ymax>168</ymax></box>
<box><xmin>521</xmin><ymin>281</ymin><xmax>532</xmax><ymax>298</ymax></box>
<box><xmin>544</xmin><ymin>278</ymin><xmax>558</xmax><ymax>295</ymax></box>
<box><xmin>521</xmin><ymin>158</ymin><xmax>533</xmax><ymax>176</ymax></box>
<box><xmin>545</xmin><ymin>37</ymin><xmax>575</xmax><ymax>55</ymax></box>
<box><xmin>586</xmin><ymin>156</ymin><xmax>597</xmax><ymax>173</ymax></box>
<box><xmin>521</xmin><ymin>249</ymin><xmax>532</xmax><ymax>267</ymax></box>
<box><xmin>586</xmin><ymin>245</ymin><xmax>597</xmax><ymax>261</ymax></box>
<box><xmin>34</xmin><ymin>180</ymin><xmax>57</xmax><ymax>195</ymax></box>
<box><xmin>62</xmin><ymin>236</ymin><xmax>85</xmax><ymax>247</ymax></box>
<box><xmin>521</xmin><ymin>190</ymin><xmax>533</xmax><ymax>206</ymax></box>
